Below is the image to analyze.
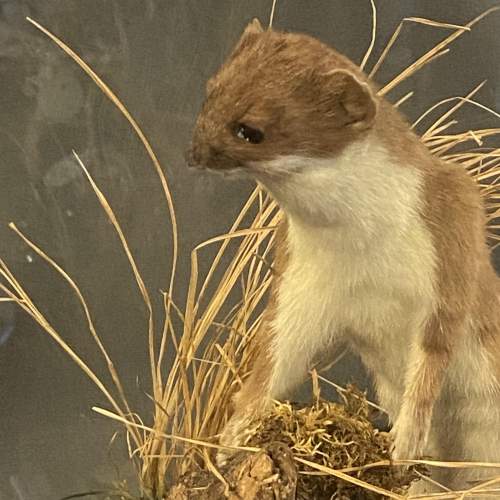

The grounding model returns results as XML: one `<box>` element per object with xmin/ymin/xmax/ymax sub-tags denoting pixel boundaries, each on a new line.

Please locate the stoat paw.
<box><xmin>215</xmin><ymin>448</ymin><xmax>232</xmax><ymax>468</ymax></box>
<box><xmin>390</xmin><ymin>414</ymin><xmax>427</xmax><ymax>462</ymax></box>
<box><xmin>216</xmin><ymin>417</ymin><xmax>247</xmax><ymax>467</ymax></box>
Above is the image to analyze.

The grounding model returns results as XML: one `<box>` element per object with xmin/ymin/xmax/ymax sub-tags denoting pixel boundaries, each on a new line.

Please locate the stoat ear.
<box><xmin>321</xmin><ymin>69</ymin><xmax>377</xmax><ymax>130</ymax></box>
<box><xmin>230</xmin><ymin>18</ymin><xmax>264</xmax><ymax>57</ymax></box>
<box><xmin>243</xmin><ymin>18</ymin><xmax>264</xmax><ymax>36</ymax></box>
<box><xmin>208</xmin><ymin>18</ymin><xmax>264</xmax><ymax>94</ymax></box>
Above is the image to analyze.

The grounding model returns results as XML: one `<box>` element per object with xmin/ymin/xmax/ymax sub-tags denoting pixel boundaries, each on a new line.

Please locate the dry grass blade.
<box><xmin>268</xmin><ymin>0</ymin><xmax>278</xmax><ymax>29</ymax></box>
<box><xmin>456</xmin><ymin>475</ymin><xmax>500</xmax><ymax>497</ymax></box>
<box><xmin>294</xmin><ymin>457</ymin><xmax>404</xmax><ymax>499</ymax></box>
<box><xmin>7</xmin><ymin>222</ymin><xmax>141</xmax><ymax>449</ymax></box>
<box><xmin>25</xmin><ymin>16</ymin><xmax>178</xmax><ymax>391</ymax></box>
<box><xmin>315</xmin><ymin>373</ymin><xmax>387</xmax><ymax>414</ymax></box>
<box><xmin>92</xmin><ymin>406</ymin><xmax>260</xmax><ymax>453</ymax></box>
<box><xmin>410</xmin><ymin>484</ymin><xmax>500</xmax><ymax>499</ymax></box>
<box><xmin>369</xmin><ymin>16</ymin><xmax>468</xmax><ymax>79</ymax></box>
<box><xmin>191</xmin><ymin>190</ymin><xmax>277</xmax><ymax>321</ymax></box>
<box><xmin>412</xmin><ymin>82</ymin><xmax>486</xmax><ymax>131</ymax></box>
<box><xmin>72</xmin><ymin>152</ymin><xmax>158</xmax><ymax>400</ymax></box>
<box><xmin>360</xmin><ymin>0</ymin><xmax>377</xmax><ymax>70</ymax></box>
<box><xmin>373</xmin><ymin>8</ymin><xmax>499</xmax><ymax>94</ymax></box>
<box><xmin>403</xmin><ymin>17</ymin><xmax>471</xmax><ymax>31</ymax></box>
<box><xmin>73</xmin><ymin>149</ymin><xmax>167</xmax><ymax>493</ymax></box>
<box><xmin>397</xmin><ymin>459</ymin><xmax>500</xmax><ymax>470</ymax></box>
<box><xmin>0</xmin><ymin>262</ymin><xmax>136</xmax><ymax>452</ymax></box>
<box><xmin>202</xmin><ymin>449</ymin><xmax>230</xmax><ymax>495</ymax></box>
<box><xmin>183</xmin><ymin>224</ymin><xmax>276</xmax><ymax>345</ymax></box>
<box><xmin>395</xmin><ymin>91</ymin><xmax>414</xmax><ymax>108</ymax></box>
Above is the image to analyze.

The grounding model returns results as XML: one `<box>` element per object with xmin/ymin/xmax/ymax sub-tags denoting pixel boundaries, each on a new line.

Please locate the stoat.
<box><xmin>187</xmin><ymin>18</ymin><xmax>500</xmax><ymax>494</ymax></box>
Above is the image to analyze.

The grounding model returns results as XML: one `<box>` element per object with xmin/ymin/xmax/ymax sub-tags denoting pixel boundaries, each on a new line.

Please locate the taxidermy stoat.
<box><xmin>187</xmin><ymin>18</ymin><xmax>500</xmax><ymax>494</ymax></box>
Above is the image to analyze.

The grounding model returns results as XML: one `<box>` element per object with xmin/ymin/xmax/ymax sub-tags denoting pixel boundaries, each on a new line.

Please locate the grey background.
<box><xmin>1</xmin><ymin>1</ymin><xmax>499</xmax><ymax>498</ymax></box>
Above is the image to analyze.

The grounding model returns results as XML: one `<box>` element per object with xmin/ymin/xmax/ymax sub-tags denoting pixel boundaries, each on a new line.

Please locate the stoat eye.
<box><xmin>234</xmin><ymin>123</ymin><xmax>264</xmax><ymax>144</ymax></box>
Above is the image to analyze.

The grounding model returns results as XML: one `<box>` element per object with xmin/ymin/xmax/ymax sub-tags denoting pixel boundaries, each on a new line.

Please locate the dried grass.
<box><xmin>0</xmin><ymin>4</ymin><xmax>499</xmax><ymax>499</ymax></box>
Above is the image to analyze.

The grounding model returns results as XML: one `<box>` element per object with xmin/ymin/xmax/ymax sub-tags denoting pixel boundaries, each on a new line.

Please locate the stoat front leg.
<box><xmin>391</xmin><ymin>194</ymin><xmax>477</xmax><ymax>462</ymax></box>
<box><xmin>216</xmin><ymin>335</ymin><xmax>275</xmax><ymax>466</ymax></box>
<box><xmin>391</xmin><ymin>310</ymin><xmax>461</xmax><ymax>461</ymax></box>
<box><xmin>217</xmin><ymin>321</ymin><xmax>322</xmax><ymax>466</ymax></box>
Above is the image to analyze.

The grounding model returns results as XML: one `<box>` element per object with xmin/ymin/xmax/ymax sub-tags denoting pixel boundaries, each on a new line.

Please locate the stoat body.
<box><xmin>188</xmin><ymin>18</ymin><xmax>500</xmax><ymax>494</ymax></box>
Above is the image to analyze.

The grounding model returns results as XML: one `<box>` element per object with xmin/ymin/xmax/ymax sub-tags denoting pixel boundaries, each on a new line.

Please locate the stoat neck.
<box><xmin>255</xmin><ymin>133</ymin><xmax>425</xmax><ymax>249</ymax></box>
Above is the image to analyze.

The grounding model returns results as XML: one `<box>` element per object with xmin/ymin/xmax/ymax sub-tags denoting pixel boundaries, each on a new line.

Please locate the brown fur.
<box><xmin>188</xmin><ymin>22</ymin><xmax>379</xmax><ymax>172</ymax></box>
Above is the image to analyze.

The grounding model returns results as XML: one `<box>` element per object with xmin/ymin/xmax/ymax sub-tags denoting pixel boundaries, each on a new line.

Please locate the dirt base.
<box><xmin>166</xmin><ymin>388</ymin><xmax>422</xmax><ymax>499</ymax></box>
<box><xmin>167</xmin><ymin>443</ymin><xmax>297</xmax><ymax>500</ymax></box>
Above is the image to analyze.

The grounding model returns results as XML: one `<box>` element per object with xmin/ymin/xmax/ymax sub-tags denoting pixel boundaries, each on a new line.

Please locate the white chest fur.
<box><xmin>257</xmin><ymin>138</ymin><xmax>438</xmax><ymax>419</ymax></box>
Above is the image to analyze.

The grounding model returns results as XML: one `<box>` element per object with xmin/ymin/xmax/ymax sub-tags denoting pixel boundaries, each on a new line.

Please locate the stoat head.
<box><xmin>186</xmin><ymin>18</ymin><xmax>377</xmax><ymax>180</ymax></box>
